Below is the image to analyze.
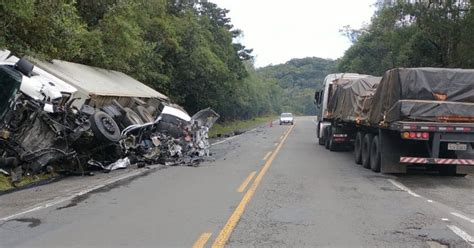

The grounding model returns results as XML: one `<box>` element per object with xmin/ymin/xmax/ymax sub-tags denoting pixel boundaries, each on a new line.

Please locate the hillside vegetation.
<box><xmin>1</xmin><ymin>0</ymin><xmax>283</xmax><ymax>121</ymax></box>
<box><xmin>338</xmin><ymin>1</ymin><xmax>474</xmax><ymax>76</ymax></box>
<box><xmin>258</xmin><ymin>57</ymin><xmax>336</xmax><ymax>115</ymax></box>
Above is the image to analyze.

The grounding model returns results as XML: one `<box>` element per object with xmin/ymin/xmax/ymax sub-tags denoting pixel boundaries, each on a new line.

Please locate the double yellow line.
<box><xmin>192</xmin><ymin>125</ymin><xmax>294</xmax><ymax>248</ymax></box>
<box><xmin>210</xmin><ymin>125</ymin><xmax>295</xmax><ymax>248</ymax></box>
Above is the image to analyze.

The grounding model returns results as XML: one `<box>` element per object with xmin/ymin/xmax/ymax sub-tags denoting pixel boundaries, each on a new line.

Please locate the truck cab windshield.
<box><xmin>0</xmin><ymin>65</ymin><xmax>22</xmax><ymax>120</ymax></box>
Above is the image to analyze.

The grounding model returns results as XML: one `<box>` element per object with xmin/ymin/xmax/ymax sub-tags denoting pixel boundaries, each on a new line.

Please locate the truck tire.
<box><xmin>102</xmin><ymin>105</ymin><xmax>123</xmax><ymax>122</ymax></box>
<box><xmin>361</xmin><ymin>134</ymin><xmax>374</xmax><ymax>169</ymax></box>
<box><xmin>90</xmin><ymin>111</ymin><xmax>121</xmax><ymax>143</ymax></box>
<box><xmin>328</xmin><ymin>128</ymin><xmax>338</xmax><ymax>152</ymax></box>
<box><xmin>122</xmin><ymin>108</ymin><xmax>144</xmax><ymax>127</ymax></box>
<box><xmin>354</xmin><ymin>132</ymin><xmax>363</xmax><ymax>164</ymax></box>
<box><xmin>328</xmin><ymin>136</ymin><xmax>337</xmax><ymax>151</ymax></box>
<box><xmin>324</xmin><ymin>127</ymin><xmax>331</xmax><ymax>149</ymax></box>
<box><xmin>318</xmin><ymin>123</ymin><xmax>325</xmax><ymax>145</ymax></box>
<box><xmin>370</xmin><ymin>135</ymin><xmax>381</xmax><ymax>172</ymax></box>
<box><xmin>135</xmin><ymin>105</ymin><xmax>154</xmax><ymax>123</ymax></box>
<box><xmin>147</xmin><ymin>105</ymin><xmax>158</xmax><ymax>117</ymax></box>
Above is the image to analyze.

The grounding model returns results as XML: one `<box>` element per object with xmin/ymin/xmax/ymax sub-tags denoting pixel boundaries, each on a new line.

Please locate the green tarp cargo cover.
<box><xmin>329</xmin><ymin>76</ymin><xmax>382</xmax><ymax>124</ymax></box>
<box><xmin>368</xmin><ymin>68</ymin><xmax>474</xmax><ymax>124</ymax></box>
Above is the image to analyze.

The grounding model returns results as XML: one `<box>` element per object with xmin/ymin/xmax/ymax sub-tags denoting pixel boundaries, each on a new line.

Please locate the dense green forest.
<box><xmin>338</xmin><ymin>0</ymin><xmax>474</xmax><ymax>76</ymax></box>
<box><xmin>258</xmin><ymin>58</ymin><xmax>336</xmax><ymax>115</ymax></box>
<box><xmin>4</xmin><ymin>1</ymin><xmax>469</xmax><ymax>120</ymax></box>
<box><xmin>1</xmin><ymin>0</ymin><xmax>283</xmax><ymax>121</ymax></box>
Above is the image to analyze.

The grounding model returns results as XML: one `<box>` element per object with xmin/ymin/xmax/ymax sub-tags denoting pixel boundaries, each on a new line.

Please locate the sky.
<box><xmin>209</xmin><ymin>0</ymin><xmax>377</xmax><ymax>67</ymax></box>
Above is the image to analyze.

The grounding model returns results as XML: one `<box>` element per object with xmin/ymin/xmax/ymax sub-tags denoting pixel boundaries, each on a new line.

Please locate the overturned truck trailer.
<box><xmin>30</xmin><ymin>59</ymin><xmax>169</xmax><ymax>127</ymax></box>
<box><xmin>31</xmin><ymin>58</ymin><xmax>220</xmax><ymax>167</ymax></box>
<box><xmin>316</xmin><ymin>68</ymin><xmax>474</xmax><ymax>175</ymax></box>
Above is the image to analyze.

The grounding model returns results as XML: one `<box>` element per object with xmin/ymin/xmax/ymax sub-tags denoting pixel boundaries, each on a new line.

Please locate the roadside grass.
<box><xmin>0</xmin><ymin>174</ymin><xmax>11</xmax><ymax>191</ymax></box>
<box><xmin>209</xmin><ymin>115</ymin><xmax>276</xmax><ymax>138</ymax></box>
<box><xmin>0</xmin><ymin>173</ymin><xmax>57</xmax><ymax>192</ymax></box>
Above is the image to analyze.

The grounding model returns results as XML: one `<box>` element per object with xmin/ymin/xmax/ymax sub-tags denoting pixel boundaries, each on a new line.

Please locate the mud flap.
<box><xmin>380</xmin><ymin>129</ymin><xmax>406</xmax><ymax>174</ymax></box>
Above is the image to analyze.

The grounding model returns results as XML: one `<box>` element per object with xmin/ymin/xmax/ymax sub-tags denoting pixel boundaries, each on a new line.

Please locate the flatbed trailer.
<box><xmin>316</xmin><ymin>68</ymin><xmax>474</xmax><ymax>175</ymax></box>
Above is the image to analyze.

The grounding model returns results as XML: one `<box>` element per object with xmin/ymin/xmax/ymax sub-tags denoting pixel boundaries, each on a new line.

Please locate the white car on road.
<box><xmin>280</xmin><ymin>113</ymin><xmax>294</xmax><ymax>125</ymax></box>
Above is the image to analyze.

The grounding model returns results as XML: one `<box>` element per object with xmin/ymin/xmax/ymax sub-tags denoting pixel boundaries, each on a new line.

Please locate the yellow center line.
<box><xmin>237</xmin><ymin>171</ymin><xmax>257</xmax><ymax>193</ymax></box>
<box><xmin>192</xmin><ymin>232</ymin><xmax>212</xmax><ymax>248</ymax></box>
<box><xmin>262</xmin><ymin>151</ymin><xmax>272</xmax><ymax>161</ymax></box>
<box><xmin>211</xmin><ymin>125</ymin><xmax>295</xmax><ymax>248</ymax></box>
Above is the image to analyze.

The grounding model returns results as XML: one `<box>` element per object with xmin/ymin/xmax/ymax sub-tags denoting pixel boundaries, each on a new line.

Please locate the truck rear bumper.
<box><xmin>400</xmin><ymin>157</ymin><xmax>474</xmax><ymax>165</ymax></box>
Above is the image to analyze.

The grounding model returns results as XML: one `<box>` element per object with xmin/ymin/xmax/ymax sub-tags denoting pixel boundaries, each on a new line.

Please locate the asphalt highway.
<box><xmin>1</xmin><ymin>116</ymin><xmax>474</xmax><ymax>247</ymax></box>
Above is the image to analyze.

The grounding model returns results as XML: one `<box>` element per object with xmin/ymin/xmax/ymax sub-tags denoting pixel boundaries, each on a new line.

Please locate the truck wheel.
<box><xmin>122</xmin><ymin>108</ymin><xmax>144</xmax><ymax>127</ymax></box>
<box><xmin>135</xmin><ymin>105</ymin><xmax>154</xmax><ymax>123</ymax></box>
<box><xmin>102</xmin><ymin>105</ymin><xmax>123</xmax><ymax>122</ymax></box>
<box><xmin>90</xmin><ymin>111</ymin><xmax>121</xmax><ymax>143</ymax></box>
<box><xmin>328</xmin><ymin>137</ymin><xmax>337</xmax><ymax>151</ymax></box>
<box><xmin>324</xmin><ymin>127</ymin><xmax>331</xmax><ymax>149</ymax></box>
<box><xmin>328</xmin><ymin>133</ymin><xmax>338</xmax><ymax>152</ymax></box>
<box><xmin>328</xmin><ymin>126</ymin><xmax>342</xmax><ymax>152</ymax></box>
<box><xmin>354</xmin><ymin>132</ymin><xmax>363</xmax><ymax>164</ymax></box>
<box><xmin>317</xmin><ymin>123</ymin><xmax>325</xmax><ymax>145</ymax></box>
<box><xmin>370</xmin><ymin>135</ymin><xmax>381</xmax><ymax>172</ymax></box>
<box><xmin>361</xmin><ymin>134</ymin><xmax>374</xmax><ymax>169</ymax></box>
<box><xmin>147</xmin><ymin>105</ymin><xmax>158</xmax><ymax>117</ymax></box>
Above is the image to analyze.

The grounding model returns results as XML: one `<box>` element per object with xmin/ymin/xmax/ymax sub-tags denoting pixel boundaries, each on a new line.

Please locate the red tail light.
<box><xmin>402</xmin><ymin>132</ymin><xmax>430</xmax><ymax>140</ymax></box>
<box><xmin>422</xmin><ymin>132</ymin><xmax>429</xmax><ymax>139</ymax></box>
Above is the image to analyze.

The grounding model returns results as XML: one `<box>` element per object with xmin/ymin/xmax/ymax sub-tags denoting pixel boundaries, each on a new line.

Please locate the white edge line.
<box><xmin>211</xmin><ymin>135</ymin><xmax>238</xmax><ymax>146</ymax></box>
<box><xmin>451</xmin><ymin>212</ymin><xmax>474</xmax><ymax>224</ymax></box>
<box><xmin>0</xmin><ymin>169</ymin><xmax>145</xmax><ymax>222</ymax></box>
<box><xmin>387</xmin><ymin>179</ymin><xmax>421</xmax><ymax>198</ymax></box>
<box><xmin>447</xmin><ymin>225</ymin><xmax>474</xmax><ymax>246</ymax></box>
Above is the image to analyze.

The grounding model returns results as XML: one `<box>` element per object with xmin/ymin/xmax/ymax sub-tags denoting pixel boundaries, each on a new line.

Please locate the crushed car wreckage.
<box><xmin>0</xmin><ymin>50</ymin><xmax>219</xmax><ymax>183</ymax></box>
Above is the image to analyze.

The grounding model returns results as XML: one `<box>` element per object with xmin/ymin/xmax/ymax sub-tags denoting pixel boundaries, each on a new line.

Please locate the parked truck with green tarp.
<box><xmin>315</xmin><ymin>68</ymin><xmax>474</xmax><ymax>175</ymax></box>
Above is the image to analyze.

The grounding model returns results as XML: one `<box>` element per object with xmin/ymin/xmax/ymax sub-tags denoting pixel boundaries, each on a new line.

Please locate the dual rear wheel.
<box><xmin>354</xmin><ymin>132</ymin><xmax>381</xmax><ymax>172</ymax></box>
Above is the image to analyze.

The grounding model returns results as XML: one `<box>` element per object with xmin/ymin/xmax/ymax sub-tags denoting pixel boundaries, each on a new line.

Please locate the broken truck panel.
<box><xmin>191</xmin><ymin>108</ymin><xmax>220</xmax><ymax>129</ymax></box>
<box><xmin>120</xmin><ymin>106</ymin><xmax>219</xmax><ymax>166</ymax></box>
